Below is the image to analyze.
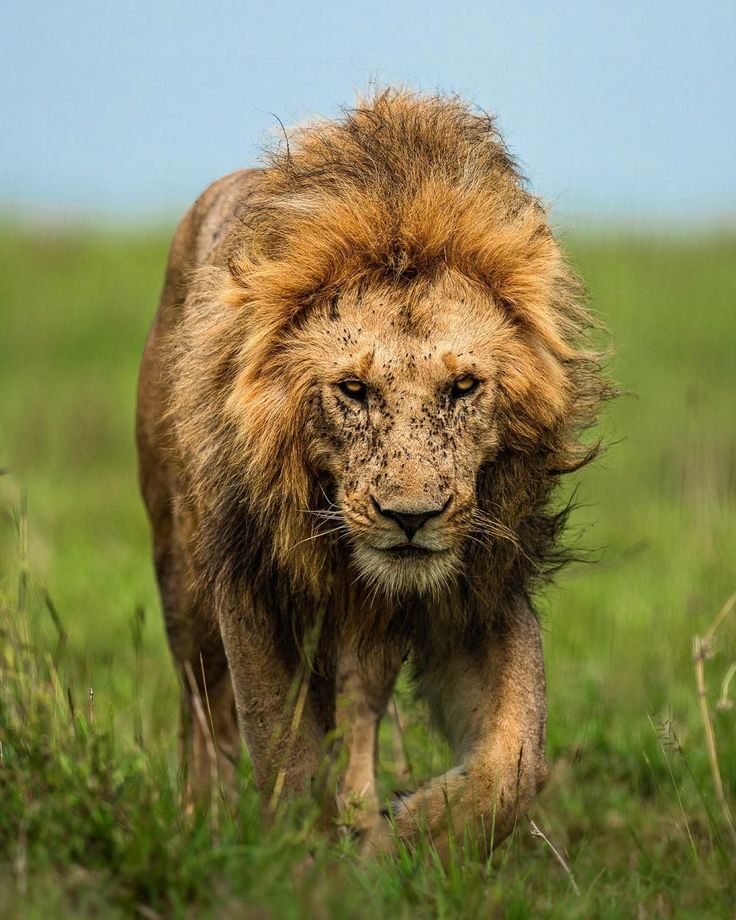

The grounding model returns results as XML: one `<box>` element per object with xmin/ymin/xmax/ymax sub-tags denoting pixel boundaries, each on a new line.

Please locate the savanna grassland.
<box><xmin>0</xmin><ymin>226</ymin><xmax>735</xmax><ymax>918</ymax></box>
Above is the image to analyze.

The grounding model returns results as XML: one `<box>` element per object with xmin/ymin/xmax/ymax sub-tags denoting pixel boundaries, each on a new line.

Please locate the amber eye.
<box><xmin>451</xmin><ymin>374</ymin><xmax>480</xmax><ymax>398</ymax></box>
<box><xmin>337</xmin><ymin>379</ymin><xmax>367</xmax><ymax>402</ymax></box>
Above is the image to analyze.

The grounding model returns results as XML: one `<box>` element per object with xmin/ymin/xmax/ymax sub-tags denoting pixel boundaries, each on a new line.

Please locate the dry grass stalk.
<box><xmin>268</xmin><ymin>606</ymin><xmax>328</xmax><ymax>816</ymax></box>
<box><xmin>183</xmin><ymin>660</ymin><xmax>220</xmax><ymax>823</ymax></box>
<box><xmin>692</xmin><ymin>591</ymin><xmax>736</xmax><ymax>846</ymax></box>
<box><xmin>528</xmin><ymin>818</ymin><xmax>580</xmax><ymax>896</ymax></box>
<box><xmin>268</xmin><ymin>668</ymin><xmax>311</xmax><ymax>815</ymax></box>
<box><xmin>717</xmin><ymin>661</ymin><xmax>736</xmax><ymax>711</ymax></box>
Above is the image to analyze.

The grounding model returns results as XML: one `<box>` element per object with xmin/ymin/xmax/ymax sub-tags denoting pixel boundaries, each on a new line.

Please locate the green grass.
<box><xmin>1</xmin><ymin>225</ymin><xmax>735</xmax><ymax>917</ymax></box>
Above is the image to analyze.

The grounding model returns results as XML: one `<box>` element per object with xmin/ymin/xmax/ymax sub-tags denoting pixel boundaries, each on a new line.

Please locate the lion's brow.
<box><xmin>356</xmin><ymin>348</ymin><xmax>375</xmax><ymax>377</ymax></box>
<box><xmin>441</xmin><ymin>350</ymin><xmax>460</xmax><ymax>374</ymax></box>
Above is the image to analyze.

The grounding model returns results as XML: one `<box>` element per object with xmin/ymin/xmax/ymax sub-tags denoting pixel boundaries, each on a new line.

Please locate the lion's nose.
<box><xmin>370</xmin><ymin>496</ymin><xmax>452</xmax><ymax>541</ymax></box>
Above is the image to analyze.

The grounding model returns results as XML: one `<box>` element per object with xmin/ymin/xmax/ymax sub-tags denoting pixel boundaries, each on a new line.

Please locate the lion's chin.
<box><xmin>351</xmin><ymin>543</ymin><xmax>459</xmax><ymax>598</ymax></box>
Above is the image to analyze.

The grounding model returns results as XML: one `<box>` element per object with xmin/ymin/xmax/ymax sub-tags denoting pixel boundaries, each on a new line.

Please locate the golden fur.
<box><xmin>137</xmin><ymin>89</ymin><xmax>611</xmax><ymax>858</ymax></box>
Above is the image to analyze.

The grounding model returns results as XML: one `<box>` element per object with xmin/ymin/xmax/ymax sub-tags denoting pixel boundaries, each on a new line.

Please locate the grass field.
<box><xmin>1</xmin><ymin>225</ymin><xmax>735</xmax><ymax>917</ymax></box>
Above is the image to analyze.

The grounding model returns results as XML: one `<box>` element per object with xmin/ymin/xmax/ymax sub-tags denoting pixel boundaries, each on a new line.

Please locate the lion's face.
<box><xmin>294</xmin><ymin>275</ymin><xmax>516</xmax><ymax>596</ymax></box>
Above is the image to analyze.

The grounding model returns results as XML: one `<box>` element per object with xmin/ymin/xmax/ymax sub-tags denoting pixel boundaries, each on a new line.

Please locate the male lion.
<box><xmin>137</xmin><ymin>90</ymin><xmax>609</xmax><ymax>858</ymax></box>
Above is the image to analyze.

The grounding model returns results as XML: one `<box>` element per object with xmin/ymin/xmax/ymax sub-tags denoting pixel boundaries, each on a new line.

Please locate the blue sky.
<box><xmin>2</xmin><ymin>0</ymin><xmax>734</xmax><ymax>224</ymax></box>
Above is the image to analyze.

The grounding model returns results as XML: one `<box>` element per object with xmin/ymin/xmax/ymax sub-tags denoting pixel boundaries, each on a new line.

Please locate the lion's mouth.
<box><xmin>381</xmin><ymin>544</ymin><xmax>434</xmax><ymax>559</ymax></box>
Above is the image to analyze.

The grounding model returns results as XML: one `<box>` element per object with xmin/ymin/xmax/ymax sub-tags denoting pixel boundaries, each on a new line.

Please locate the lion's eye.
<box><xmin>337</xmin><ymin>379</ymin><xmax>367</xmax><ymax>402</ymax></box>
<box><xmin>451</xmin><ymin>374</ymin><xmax>480</xmax><ymax>398</ymax></box>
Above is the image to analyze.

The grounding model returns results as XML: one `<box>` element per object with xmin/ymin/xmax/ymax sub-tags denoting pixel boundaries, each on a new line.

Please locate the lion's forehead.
<box><xmin>325</xmin><ymin>294</ymin><xmax>498</xmax><ymax>383</ymax></box>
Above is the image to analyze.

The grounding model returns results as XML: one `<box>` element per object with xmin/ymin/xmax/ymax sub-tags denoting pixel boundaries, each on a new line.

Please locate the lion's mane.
<box><xmin>171</xmin><ymin>90</ymin><xmax>612</xmax><ymax>642</ymax></box>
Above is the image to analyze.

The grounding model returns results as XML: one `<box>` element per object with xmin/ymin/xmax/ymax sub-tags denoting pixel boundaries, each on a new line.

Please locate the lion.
<box><xmin>136</xmin><ymin>89</ymin><xmax>610</xmax><ymax>859</ymax></box>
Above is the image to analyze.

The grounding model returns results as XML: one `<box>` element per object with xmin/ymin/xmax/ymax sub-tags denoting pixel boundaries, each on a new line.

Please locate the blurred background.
<box><xmin>1</xmin><ymin>2</ymin><xmax>735</xmax><ymax>915</ymax></box>
<box><xmin>2</xmin><ymin>0</ymin><xmax>735</xmax><ymax>226</ymax></box>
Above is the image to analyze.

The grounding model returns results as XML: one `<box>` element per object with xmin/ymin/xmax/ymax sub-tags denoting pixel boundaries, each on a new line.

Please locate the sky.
<box><xmin>2</xmin><ymin>0</ymin><xmax>735</xmax><ymax>225</ymax></box>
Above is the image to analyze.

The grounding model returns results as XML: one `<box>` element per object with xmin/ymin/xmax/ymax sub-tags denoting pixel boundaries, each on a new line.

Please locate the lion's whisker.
<box><xmin>290</xmin><ymin>524</ymin><xmax>347</xmax><ymax>551</ymax></box>
<box><xmin>317</xmin><ymin>480</ymin><xmax>339</xmax><ymax>510</ymax></box>
<box><xmin>471</xmin><ymin>511</ymin><xmax>521</xmax><ymax>548</ymax></box>
<box><xmin>300</xmin><ymin>508</ymin><xmax>342</xmax><ymax>519</ymax></box>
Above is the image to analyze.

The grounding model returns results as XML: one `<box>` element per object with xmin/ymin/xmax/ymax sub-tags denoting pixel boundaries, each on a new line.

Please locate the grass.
<box><xmin>1</xmin><ymin>224</ymin><xmax>735</xmax><ymax>917</ymax></box>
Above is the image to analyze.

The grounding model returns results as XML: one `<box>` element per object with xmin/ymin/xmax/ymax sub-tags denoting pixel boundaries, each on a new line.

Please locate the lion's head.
<box><xmin>176</xmin><ymin>90</ymin><xmax>610</xmax><ymax>607</ymax></box>
<box><xmin>280</xmin><ymin>272</ymin><xmax>571</xmax><ymax>597</ymax></box>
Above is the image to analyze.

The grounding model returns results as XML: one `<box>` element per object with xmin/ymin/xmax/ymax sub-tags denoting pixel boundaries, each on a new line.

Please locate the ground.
<box><xmin>0</xmin><ymin>226</ymin><xmax>734</xmax><ymax>918</ymax></box>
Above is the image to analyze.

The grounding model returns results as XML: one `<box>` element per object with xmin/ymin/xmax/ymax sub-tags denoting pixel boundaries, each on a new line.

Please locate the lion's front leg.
<box><xmin>363</xmin><ymin>598</ymin><xmax>548</xmax><ymax>861</ymax></box>
<box><xmin>218</xmin><ymin>602</ymin><xmax>329</xmax><ymax>821</ymax></box>
<box><xmin>335</xmin><ymin>643</ymin><xmax>403</xmax><ymax>835</ymax></box>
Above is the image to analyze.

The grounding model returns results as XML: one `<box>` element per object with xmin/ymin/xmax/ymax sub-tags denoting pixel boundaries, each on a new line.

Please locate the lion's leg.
<box><xmin>335</xmin><ymin>644</ymin><xmax>403</xmax><ymax>833</ymax></box>
<box><xmin>151</xmin><ymin>520</ymin><xmax>241</xmax><ymax>806</ymax></box>
<box><xmin>218</xmin><ymin>603</ymin><xmax>329</xmax><ymax>821</ymax></box>
<box><xmin>363</xmin><ymin>598</ymin><xmax>548</xmax><ymax>861</ymax></box>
